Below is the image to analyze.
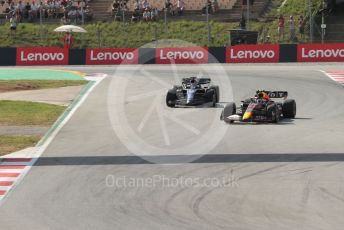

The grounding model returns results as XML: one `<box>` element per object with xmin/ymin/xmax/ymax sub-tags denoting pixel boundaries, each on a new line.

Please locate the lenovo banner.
<box><xmin>297</xmin><ymin>43</ymin><xmax>344</xmax><ymax>62</ymax></box>
<box><xmin>226</xmin><ymin>45</ymin><xmax>280</xmax><ymax>63</ymax></box>
<box><xmin>156</xmin><ymin>47</ymin><xmax>208</xmax><ymax>64</ymax></box>
<box><xmin>86</xmin><ymin>48</ymin><xmax>139</xmax><ymax>65</ymax></box>
<box><xmin>17</xmin><ymin>47</ymin><xmax>69</xmax><ymax>65</ymax></box>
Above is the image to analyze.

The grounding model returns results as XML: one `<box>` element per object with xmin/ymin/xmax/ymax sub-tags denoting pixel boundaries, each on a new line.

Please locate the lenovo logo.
<box><xmin>227</xmin><ymin>45</ymin><xmax>280</xmax><ymax>63</ymax></box>
<box><xmin>230</xmin><ymin>49</ymin><xmax>276</xmax><ymax>59</ymax></box>
<box><xmin>301</xmin><ymin>48</ymin><xmax>344</xmax><ymax>58</ymax></box>
<box><xmin>89</xmin><ymin>50</ymin><xmax>135</xmax><ymax>61</ymax></box>
<box><xmin>159</xmin><ymin>50</ymin><xmax>205</xmax><ymax>60</ymax></box>
<box><xmin>156</xmin><ymin>48</ymin><xmax>208</xmax><ymax>64</ymax></box>
<box><xmin>20</xmin><ymin>52</ymin><xmax>65</xmax><ymax>61</ymax></box>
<box><xmin>298</xmin><ymin>44</ymin><xmax>344</xmax><ymax>62</ymax></box>
<box><xmin>86</xmin><ymin>48</ymin><xmax>138</xmax><ymax>65</ymax></box>
<box><xmin>16</xmin><ymin>48</ymin><xmax>69</xmax><ymax>65</ymax></box>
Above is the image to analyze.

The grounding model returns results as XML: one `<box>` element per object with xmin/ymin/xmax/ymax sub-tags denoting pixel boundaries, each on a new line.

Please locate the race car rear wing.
<box><xmin>259</xmin><ymin>91</ymin><xmax>288</xmax><ymax>98</ymax></box>
<box><xmin>182</xmin><ymin>78</ymin><xmax>211</xmax><ymax>84</ymax></box>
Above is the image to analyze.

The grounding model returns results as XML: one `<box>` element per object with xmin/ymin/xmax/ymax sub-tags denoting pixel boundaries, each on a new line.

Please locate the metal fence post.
<box><xmin>39</xmin><ymin>6</ymin><xmax>43</xmax><ymax>42</ymax></box>
<box><xmin>321</xmin><ymin>0</ymin><xmax>325</xmax><ymax>43</ymax></box>
<box><xmin>247</xmin><ymin>0</ymin><xmax>250</xmax><ymax>31</ymax></box>
<box><xmin>308</xmin><ymin>0</ymin><xmax>313</xmax><ymax>43</ymax></box>
<box><xmin>206</xmin><ymin>3</ymin><xmax>211</xmax><ymax>46</ymax></box>
<box><xmin>97</xmin><ymin>26</ymin><xmax>101</xmax><ymax>48</ymax></box>
<box><xmin>122</xmin><ymin>8</ymin><xmax>125</xmax><ymax>25</ymax></box>
<box><xmin>82</xmin><ymin>6</ymin><xmax>85</xmax><ymax>25</ymax></box>
<box><xmin>154</xmin><ymin>24</ymin><xmax>158</xmax><ymax>47</ymax></box>
<box><xmin>164</xmin><ymin>6</ymin><xmax>167</xmax><ymax>33</ymax></box>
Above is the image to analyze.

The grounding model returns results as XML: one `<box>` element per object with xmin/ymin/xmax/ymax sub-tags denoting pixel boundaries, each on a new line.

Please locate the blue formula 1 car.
<box><xmin>166</xmin><ymin>77</ymin><xmax>220</xmax><ymax>107</ymax></box>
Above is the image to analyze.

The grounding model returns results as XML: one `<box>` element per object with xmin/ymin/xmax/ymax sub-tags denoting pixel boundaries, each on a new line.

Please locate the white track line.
<box><xmin>0</xmin><ymin>178</ymin><xmax>16</xmax><ymax>182</ymax></box>
<box><xmin>0</xmin><ymin>75</ymin><xmax>106</xmax><ymax>206</ymax></box>
<box><xmin>0</xmin><ymin>169</ymin><xmax>25</xmax><ymax>173</ymax></box>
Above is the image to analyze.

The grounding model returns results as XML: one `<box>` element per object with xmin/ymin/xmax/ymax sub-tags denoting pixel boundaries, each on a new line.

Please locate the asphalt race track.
<box><xmin>1</xmin><ymin>64</ymin><xmax>344</xmax><ymax>230</ymax></box>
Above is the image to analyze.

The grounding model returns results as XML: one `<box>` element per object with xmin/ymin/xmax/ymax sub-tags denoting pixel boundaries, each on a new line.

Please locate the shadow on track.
<box><xmin>31</xmin><ymin>153</ymin><xmax>344</xmax><ymax>166</ymax></box>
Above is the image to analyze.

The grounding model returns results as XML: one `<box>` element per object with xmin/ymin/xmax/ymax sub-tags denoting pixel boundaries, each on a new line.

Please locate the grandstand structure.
<box><xmin>89</xmin><ymin>0</ymin><xmax>272</xmax><ymax>22</ymax></box>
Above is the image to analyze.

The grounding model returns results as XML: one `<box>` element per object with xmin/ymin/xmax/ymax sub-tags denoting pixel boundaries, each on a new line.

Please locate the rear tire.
<box><xmin>283</xmin><ymin>99</ymin><xmax>296</xmax><ymax>118</ymax></box>
<box><xmin>166</xmin><ymin>89</ymin><xmax>177</xmax><ymax>107</ymax></box>
<box><xmin>221</xmin><ymin>102</ymin><xmax>236</xmax><ymax>123</ymax></box>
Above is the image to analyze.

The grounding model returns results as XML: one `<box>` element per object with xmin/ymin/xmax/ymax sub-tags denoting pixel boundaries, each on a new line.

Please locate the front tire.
<box><xmin>283</xmin><ymin>99</ymin><xmax>296</xmax><ymax>118</ymax></box>
<box><xmin>166</xmin><ymin>89</ymin><xmax>177</xmax><ymax>107</ymax></box>
<box><xmin>221</xmin><ymin>102</ymin><xmax>236</xmax><ymax>123</ymax></box>
<box><xmin>213</xmin><ymin>86</ymin><xmax>220</xmax><ymax>103</ymax></box>
<box><xmin>212</xmin><ymin>90</ymin><xmax>217</xmax><ymax>107</ymax></box>
<box><xmin>267</xmin><ymin>103</ymin><xmax>279</xmax><ymax>123</ymax></box>
<box><xmin>205</xmin><ymin>88</ymin><xmax>217</xmax><ymax>107</ymax></box>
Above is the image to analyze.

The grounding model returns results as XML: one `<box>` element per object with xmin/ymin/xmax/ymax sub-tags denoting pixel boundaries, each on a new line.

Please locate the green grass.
<box><xmin>0</xmin><ymin>69</ymin><xmax>84</xmax><ymax>80</ymax></box>
<box><xmin>0</xmin><ymin>135</ymin><xmax>41</xmax><ymax>156</ymax></box>
<box><xmin>269</xmin><ymin>0</ymin><xmax>321</xmax><ymax>17</ymax></box>
<box><xmin>256</xmin><ymin>0</ymin><xmax>323</xmax><ymax>43</ymax></box>
<box><xmin>0</xmin><ymin>21</ymin><xmax>235</xmax><ymax>48</ymax></box>
<box><xmin>0</xmin><ymin>20</ymin><xmax>259</xmax><ymax>47</ymax></box>
<box><xmin>0</xmin><ymin>1</ymin><xmax>322</xmax><ymax>47</ymax></box>
<box><xmin>0</xmin><ymin>80</ymin><xmax>87</xmax><ymax>92</ymax></box>
<box><xmin>0</xmin><ymin>101</ymin><xmax>66</xmax><ymax>126</ymax></box>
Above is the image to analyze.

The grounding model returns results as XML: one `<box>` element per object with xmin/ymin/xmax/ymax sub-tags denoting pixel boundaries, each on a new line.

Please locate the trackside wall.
<box><xmin>0</xmin><ymin>43</ymin><xmax>343</xmax><ymax>66</ymax></box>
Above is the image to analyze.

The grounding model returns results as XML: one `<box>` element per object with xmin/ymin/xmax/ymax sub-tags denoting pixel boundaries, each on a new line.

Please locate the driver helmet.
<box><xmin>190</xmin><ymin>77</ymin><xmax>197</xmax><ymax>84</ymax></box>
<box><xmin>256</xmin><ymin>90</ymin><xmax>264</xmax><ymax>98</ymax></box>
<box><xmin>257</xmin><ymin>91</ymin><xmax>264</xmax><ymax>98</ymax></box>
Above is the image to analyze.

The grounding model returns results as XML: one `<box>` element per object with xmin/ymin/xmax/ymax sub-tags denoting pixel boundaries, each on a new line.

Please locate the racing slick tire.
<box><xmin>282</xmin><ymin>99</ymin><xmax>296</xmax><ymax>118</ymax></box>
<box><xmin>205</xmin><ymin>88</ymin><xmax>217</xmax><ymax>107</ymax></box>
<box><xmin>212</xmin><ymin>92</ymin><xmax>217</xmax><ymax>107</ymax></box>
<box><xmin>166</xmin><ymin>89</ymin><xmax>177</xmax><ymax>107</ymax></box>
<box><xmin>267</xmin><ymin>103</ymin><xmax>279</xmax><ymax>123</ymax></box>
<box><xmin>213</xmin><ymin>86</ymin><xmax>220</xmax><ymax>103</ymax></box>
<box><xmin>220</xmin><ymin>102</ymin><xmax>236</xmax><ymax>123</ymax></box>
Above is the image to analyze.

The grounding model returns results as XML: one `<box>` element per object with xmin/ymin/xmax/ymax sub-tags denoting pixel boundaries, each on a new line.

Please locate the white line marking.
<box><xmin>0</xmin><ymin>178</ymin><xmax>16</xmax><ymax>181</ymax></box>
<box><xmin>0</xmin><ymin>169</ymin><xmax>24</xmax><ymax>173</ymax></box>
<box><xmin>0</xmin><ymin>75</ymin><xmax>106</xmax><ymax>206</ymax></box>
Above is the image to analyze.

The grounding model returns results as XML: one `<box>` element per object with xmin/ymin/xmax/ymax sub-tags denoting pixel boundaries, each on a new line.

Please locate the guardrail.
<box><xmin>0</xmin><ymin>43</ymin><xmax>343</xmax><ymax>66</ymax></box>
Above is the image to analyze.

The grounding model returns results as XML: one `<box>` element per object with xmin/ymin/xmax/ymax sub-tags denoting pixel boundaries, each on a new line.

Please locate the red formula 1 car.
<box><xmin>220</xmin><ymin>90</ymin><xmax>296</xmax><ymax>124</ymax></box>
